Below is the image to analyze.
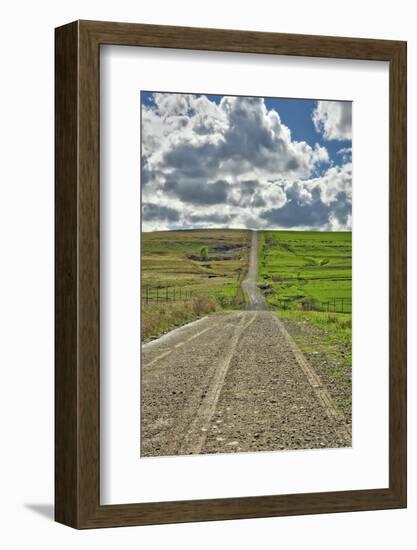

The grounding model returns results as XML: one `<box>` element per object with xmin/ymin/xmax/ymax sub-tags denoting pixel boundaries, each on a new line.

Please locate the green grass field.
<box><xmin>141</xmin><ymin>229</ymin><xmax>250</xmax><ymax>339</ymax></box>
<box><xmin>258</xmin><ymin>230</ymin><xmax>352</xmax><ymax>312</ymax></box>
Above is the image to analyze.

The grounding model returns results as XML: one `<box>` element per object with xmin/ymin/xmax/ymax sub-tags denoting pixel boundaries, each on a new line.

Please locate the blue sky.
<box><xmin>141</xmin><ymin>91</ymin><xmax>352</xmax><ymax>232</ymax></box>
<box><xmin>265</xmin><ymin>97</ymin><xmax>351</xmax><ymax>168</ymax></box>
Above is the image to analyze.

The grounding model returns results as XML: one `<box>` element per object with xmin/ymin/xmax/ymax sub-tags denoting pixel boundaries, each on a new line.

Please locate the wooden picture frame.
<box><xmin>55</xmin><ymin>20</ymin><xmax>407</xmax><ymax>528</ymax></box>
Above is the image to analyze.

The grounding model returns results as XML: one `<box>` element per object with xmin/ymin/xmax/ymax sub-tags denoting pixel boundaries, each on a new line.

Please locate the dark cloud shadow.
<box><xmin>142</xmin><ymin>202</ymin><xmax>180</xmax><ymax>222</ymax></box>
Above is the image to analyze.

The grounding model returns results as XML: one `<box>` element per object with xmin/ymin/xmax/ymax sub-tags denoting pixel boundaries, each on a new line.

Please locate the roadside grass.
<box><xmin>141</xmin><ymin>229</ymin><xmax>250</xmax><ymax>338</ymax></box>
<box><xmin>142</xmin><ymin>297</ymin><xmax>218</xmax><ymax>341</ymax></box>
<box><xmin>277</xmin><ymin>309</ymin><xmax>352</xmax><ymax>365</ymax></box>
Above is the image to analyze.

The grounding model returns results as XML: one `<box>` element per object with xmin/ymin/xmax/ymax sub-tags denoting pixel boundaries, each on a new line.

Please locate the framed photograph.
<box><xmin>55</xmin><ymin>20</ymin><xmax>406</xmax><ymax>528</ymax></box>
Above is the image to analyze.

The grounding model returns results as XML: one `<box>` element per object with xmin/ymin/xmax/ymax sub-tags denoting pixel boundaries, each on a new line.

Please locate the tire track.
<box><xmin>177</xmin><ymin>312</ymin><xmax>257</xmax><ymax>455</ymax></box>
<box><xmin>143</xmin><ymin>325</ymin><xmax>214</xmax><ymax>369</ymax></box>
<box><xmin>141</xmin><ymin>312</ymin><xmax>247</xmax><ymax>456</ymax></box>
<box><xmin>271</xmin><ymin>314</ymin><xmax>352</xmax><ymax>443</ymax></box>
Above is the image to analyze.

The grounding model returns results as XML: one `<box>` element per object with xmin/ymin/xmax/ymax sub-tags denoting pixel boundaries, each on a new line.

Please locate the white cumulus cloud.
<box><xmin>312</xmin><ymin>101</ymin><xmax>352</xmax><ymax>141</ymax></box>
<box><xmin>141</xmin><ymin>93</ymin><xmax>351</xmax><ymax>232</ymax></box>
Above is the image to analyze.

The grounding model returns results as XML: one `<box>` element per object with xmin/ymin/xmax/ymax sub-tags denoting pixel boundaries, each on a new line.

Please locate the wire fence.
<box><xmin>276</xmin><ymin>297</ymin><xmax>352</xmax><ymax>313</ymax></box>
<box><xmin>142</xmin><ymin>286</ymin><xmax>194</xmax><ymax>304</ymax></box>
<box><xmin>142</xmin><ymin>285</ymin><xmax>351</xmax><ymax>314</ymax></box>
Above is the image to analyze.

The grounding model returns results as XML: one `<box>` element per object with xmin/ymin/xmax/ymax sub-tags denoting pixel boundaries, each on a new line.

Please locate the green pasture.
<box><xmin>141</xmin><ymin>229</ymin><xmax>250</xmax><ymax>307</ymax></box>
<box><xmin>258</xmin><ymin>230</ymin><xmax>352</xmax><ymax>312</ymax></box>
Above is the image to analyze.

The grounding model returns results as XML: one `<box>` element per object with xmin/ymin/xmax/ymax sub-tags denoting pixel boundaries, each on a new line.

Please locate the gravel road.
<box><xmin>241</xmin><ymin>231</ymin><xmax>268</xmax><ymax>310</ymax></box>
<box><xmin>141</xmin><ymin>231</ymin><xmax>351</xmax><ymax>456</ymax></box>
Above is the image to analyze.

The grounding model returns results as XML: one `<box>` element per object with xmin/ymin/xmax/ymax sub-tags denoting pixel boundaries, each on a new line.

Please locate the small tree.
<box><xmin>200</xmin><ymin>246</ymin><xmax>209</xmax><ymax>261</ymax></box>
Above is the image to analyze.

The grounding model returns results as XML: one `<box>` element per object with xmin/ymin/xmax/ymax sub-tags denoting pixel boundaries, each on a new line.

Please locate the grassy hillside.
<box><xmin>258</xmin><ymin>230</ymin><xmax>351</xmax><ymax>312</ymax></box>
<box><xmin>141</xmin><ymin>229</ymin><xmax>250</xmax><ymax>339</ymax></box>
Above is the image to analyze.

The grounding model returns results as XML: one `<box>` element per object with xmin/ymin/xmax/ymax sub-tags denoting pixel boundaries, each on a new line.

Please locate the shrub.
<box><xmin>192</xmin><ymin>297</ymin><xmax>217</xmax><ymax>316</ymax></box>
<box><xmin>199</xmin><ymin>246</ymin><xmax>209</xmax><ymax>261</ymax></box>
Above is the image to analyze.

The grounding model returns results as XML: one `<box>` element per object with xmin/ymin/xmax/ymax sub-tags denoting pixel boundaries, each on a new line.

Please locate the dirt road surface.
<box><xmin>141</xmin><ymin>231</ymin><xmax>351</xmax><ymax>456</ymax></box>
<box><xmin>241</xmin><ymin>231</ymin><xmax>268</xmax><ymax>310</ymax></box>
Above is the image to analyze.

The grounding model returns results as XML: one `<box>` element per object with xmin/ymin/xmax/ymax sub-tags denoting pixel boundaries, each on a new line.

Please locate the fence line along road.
<box><xmin>276</xmin><ymin>296</ymin><xmax>352</xmax><ymax>314</ymax></box>
<box><xmin>142</xmin><ymin>285</ymin><xmax>194</xmax><ymax>304</ymax></box>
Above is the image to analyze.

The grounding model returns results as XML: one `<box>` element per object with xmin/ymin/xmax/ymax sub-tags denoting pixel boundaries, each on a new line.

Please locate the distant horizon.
<box><xmin>141</xmin><ymin>227</ymin><xmax>352</xmax><ymax>234</ymax></box>
<box><xmin>141</xmin><ymin>91</ymin><xmax>352</xmax><ymax>233</ymax></box>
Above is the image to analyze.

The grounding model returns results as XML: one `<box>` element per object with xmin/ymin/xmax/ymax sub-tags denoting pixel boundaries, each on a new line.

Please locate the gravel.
<box><xmin>141</xmin><ymin>311</ymin><xmax>351</xmax><ymax>457</ymax></box>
